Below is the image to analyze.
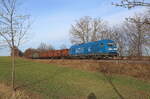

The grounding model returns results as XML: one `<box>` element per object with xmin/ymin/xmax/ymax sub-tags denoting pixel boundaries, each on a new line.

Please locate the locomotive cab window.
<box><xmin>107</xmin><ymin>43</ymin><xmax>113</xmax><ymax>47</ymax></box>
<box><xmin>100</xmin><ymin>43</ymin><xmax>104</xmax><ymax>48</ymax></box>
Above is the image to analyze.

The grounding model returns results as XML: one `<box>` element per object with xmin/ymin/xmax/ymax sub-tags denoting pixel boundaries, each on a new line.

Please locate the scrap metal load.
<box><xmin>39</xmin><ymin>49</ymin><xmax>69</xmax><ymax>59</ymax></box>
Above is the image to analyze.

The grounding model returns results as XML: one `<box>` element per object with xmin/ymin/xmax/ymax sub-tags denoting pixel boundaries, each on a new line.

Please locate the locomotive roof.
<box><xmin>71</xmin><ymin>39</ymin><xmax>114</xmax><ymax>48</ymax></box>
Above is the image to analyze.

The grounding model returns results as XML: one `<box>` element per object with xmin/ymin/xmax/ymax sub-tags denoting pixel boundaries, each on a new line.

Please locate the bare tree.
<box><xmin>0</xmin><ymin>40</ymin><xmax>7</xmax><ymax>49</ymax></box>
<box><xmin>113</xmin><ymin>0</ymin><xmax>150</xmax><ymax>25</ymax></box>
<box><xmin>110</xmin><ymin>27</ymin><xmax>127</xmax><ymax>56</ymax></box>
<box><xmin>70</xmin><ymin>16</ymin><xmax>110</xmax><ymax>44</ymax></box>
<box><xmin>91</xmin><ymin>18</ymin><xmax>111</xmax><ymax>41</ymax></box>
<box><xmin>60</xmin><ymin>44</ymin><xmax>67</xmax><ymax>49</ymax></box>
<box><xmin>112</xmin><ymin>0</ymin><xmax>150</xmax><ymax>56</ymax></box>
<box><xmin>70</xmin><ymin>16</ymin><xmax>92</xmax><ymax>44</ymax></box>
<box><xmin>122</xmin><ymin>13</ymin><xmax>150</xmax><ymax>56</ymax></box>
<box><xmin>47</xmin><ymin>44</ymin><xmax>55</xmax><ymax>50</ymax></box>
<box><xmin>107</xmin><ymin>10</ymin><xmax>150</xmax><ymax>57</ymax></box>
<box><xmin>0</xmin><ymin>0</ymin><xmax>30</xmax><ymax>90</ymax></box>
<box><xmin>37</xmin><ymin>42</ymin><xmax>48</xmax><ymax>51</ymax></box>
<box><xmin>37</xmin><ymin>42</ymin><xmax>55</xmax><ymax>51</ymax></box>
<box><xmin>113</xmin><ymin>0</ymin><xmax>150</xmax><ymax>9</ymax></box>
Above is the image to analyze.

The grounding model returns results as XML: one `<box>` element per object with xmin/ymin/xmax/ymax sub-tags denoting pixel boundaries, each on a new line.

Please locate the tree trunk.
<box><xmin>11</xmin><ymin>47</ymin><xmax>15</xmax><ymax>91</ymax></box>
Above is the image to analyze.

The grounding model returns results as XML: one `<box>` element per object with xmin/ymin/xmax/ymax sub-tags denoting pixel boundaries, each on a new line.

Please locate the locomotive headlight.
<box><xmin>108</xmin><ymin>48</ymin><xmax>117</xmax><ymax>50</ymax></box>
<box><xmin>114</xmin><ymin>48</ymin><xmax>117</xmax><ymax>50</ymax></box>
<box><xmin>108</xmin><ymin>48</ymin><xmax>113</xmax><ymax>50</ymax></box>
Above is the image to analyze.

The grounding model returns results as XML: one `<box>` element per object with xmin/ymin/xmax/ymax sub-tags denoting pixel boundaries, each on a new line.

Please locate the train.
<box><xmin>24</xmin><ymin>39</ymin><xmax>118</xmax><ymax>59</ymax></box>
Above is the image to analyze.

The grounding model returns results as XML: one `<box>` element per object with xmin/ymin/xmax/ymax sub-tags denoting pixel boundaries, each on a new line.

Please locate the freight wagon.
<box><xmin>32</xmin><ymin>49</ymin><xmax>69</xmax><ymax>59</ymax></box>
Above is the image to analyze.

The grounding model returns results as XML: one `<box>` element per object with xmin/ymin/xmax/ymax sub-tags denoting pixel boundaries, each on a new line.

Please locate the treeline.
<box><xmin>70</xmin><ymin>10</ymin><xmax>150</xmax><ymax>56</ymax></box>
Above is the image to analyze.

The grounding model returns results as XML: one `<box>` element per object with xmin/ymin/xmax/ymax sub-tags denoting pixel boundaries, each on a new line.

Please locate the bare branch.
<box><xmin>112</xmin><ymin>0</ymin><xmax>150</xmax><ymax>9</ymax></box>
<box><xmin>70</xmin><ymin>16</ymin><xmax>110</xmax><ymax>44</ymax></box>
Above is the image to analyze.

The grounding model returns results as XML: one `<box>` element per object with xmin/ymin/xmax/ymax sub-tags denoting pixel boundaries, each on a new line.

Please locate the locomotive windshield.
<box><xmin>107</xmin><ymin>43</ymin><xmax>114</xmax><ymax>47</ymax></box>
<box><xmin>100</xmin><ymin>43</ymin><xmax>104</xmax><ymax>48</ymax></box>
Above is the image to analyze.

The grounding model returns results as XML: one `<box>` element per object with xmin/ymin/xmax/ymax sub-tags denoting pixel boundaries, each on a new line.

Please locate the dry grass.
<box><xmin>98</xmin><ymin>62</ymin><xmax>150</xmax><ymax>81</ymax></box>
<box><xmin>32</xmin><ymin>59</ymin><xmax>150</xmax><ymax>81</ymax></box>
<box><xmin>0</xmin><ymin>83</ymin><xmax>42</xmax><ymax>99</ymax></box>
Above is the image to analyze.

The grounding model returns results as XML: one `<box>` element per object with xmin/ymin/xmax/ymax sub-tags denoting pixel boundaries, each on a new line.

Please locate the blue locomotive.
<box><xmin>69</xmin><ymin>39</ymin><xmax>118</xmax><ymax>58</ymax></box>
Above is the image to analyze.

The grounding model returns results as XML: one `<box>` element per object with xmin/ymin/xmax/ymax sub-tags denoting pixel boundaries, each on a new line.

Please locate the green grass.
<box><xmin>0</xmin><ymin>57</ymin><xmax>150</xmax><ymax>99</ymax></box>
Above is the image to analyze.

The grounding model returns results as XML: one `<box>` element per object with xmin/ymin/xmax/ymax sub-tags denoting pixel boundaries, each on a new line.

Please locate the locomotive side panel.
<box><xmin>69</xmin><ymin>40</ymin><xmax>118</xmax><ymax>58</ymax></box>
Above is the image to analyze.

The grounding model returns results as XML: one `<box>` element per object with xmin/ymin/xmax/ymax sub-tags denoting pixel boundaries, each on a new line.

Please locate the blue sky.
<box><xmin>0</xmin><ymin>0</ymin><xmax>145</xmax><ymax>56</ymax></box>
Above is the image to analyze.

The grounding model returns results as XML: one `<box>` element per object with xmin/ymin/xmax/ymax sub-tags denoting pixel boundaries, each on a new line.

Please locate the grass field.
<box><xmin>0</xmin><ymin>57</ymin><xmax>150</xmax><ymax>99</ymax></box>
